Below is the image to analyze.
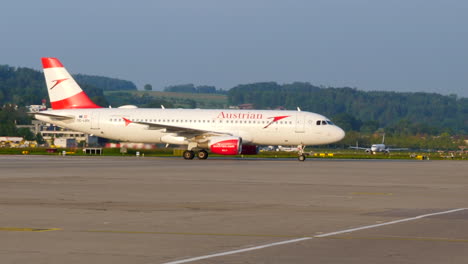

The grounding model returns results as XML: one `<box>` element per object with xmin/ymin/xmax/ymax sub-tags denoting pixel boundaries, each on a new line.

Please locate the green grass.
<box><xmin>104</xmin><ymin>91</ymin><xmax>228</xmax><ymax>109</ymax></box>
<box><xmin>1</xmin><ymin>148</ymin><xmax>465</xmax><ymax>160</ymax></box>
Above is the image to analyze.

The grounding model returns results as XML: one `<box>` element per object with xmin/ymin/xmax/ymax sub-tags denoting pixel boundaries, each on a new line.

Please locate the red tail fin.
<box><xmin>42</xmin><ymin>57</ymin><xmax>101</xmax><ymax>109</ymax></box>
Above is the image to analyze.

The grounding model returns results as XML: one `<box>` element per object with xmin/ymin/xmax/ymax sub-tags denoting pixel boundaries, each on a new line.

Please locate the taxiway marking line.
<box><xmin>323</xmin><ymin>235</ymin><xmax>468</xmax><ymax>243</ymax></box>
<box><xmin>351</xmin><ymin>192</ymin><xmax>393</xmax><ymax>195</ymax></box>
<box><xmin>0</xmin><ymin>227</ymin><xmax>61</xmax><ymax>232</ymax></box>
<box><xmin>163</xmin><ymin>237</ymin><xmax>313</xmax><ymax>264</ymax></box>
<box><xmin>314</xmin><ymin>207</ymin><xmax>467</xmax><ymax>238</ymax></box>
<box><xmin>85</xmin><ymin>230</ymin><xmax>298</xmax><ymax>238</ymax></box>
<box><xmin>162</xmin><ymin>208</ymin><xmax>467</xmax><ymax>264</ymax></box>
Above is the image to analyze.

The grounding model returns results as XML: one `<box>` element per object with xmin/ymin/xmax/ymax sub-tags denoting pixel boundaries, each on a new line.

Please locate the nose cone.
<box><xmin>335</xmin><ymin>126</ymin><xmax>345</xmax><ymax>142</ymax></box>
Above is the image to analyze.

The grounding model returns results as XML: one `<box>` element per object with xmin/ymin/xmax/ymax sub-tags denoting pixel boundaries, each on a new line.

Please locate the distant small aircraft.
<box><xmin>350</xmin><ymin>134</ymin><xmax>408</xmax><ymax>154</ymax></box>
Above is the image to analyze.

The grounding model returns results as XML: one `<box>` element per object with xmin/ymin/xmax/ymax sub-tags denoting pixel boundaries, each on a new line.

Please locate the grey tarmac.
<box><xmin>0</xmin><ymin>155</ymin><xmax>467</xmax><ymax>264</ymax></box>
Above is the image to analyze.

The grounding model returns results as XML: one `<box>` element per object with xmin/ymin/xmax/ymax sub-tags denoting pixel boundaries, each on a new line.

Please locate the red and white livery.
<box><xmin>42</xmin><ymin>58</ymin><xmax>100</xmax><ymax>109</ymax></box>
<box><xmin>35</xmin><ymin>57</ymin><xmax>345</xmax><ymax>161</ymax></box>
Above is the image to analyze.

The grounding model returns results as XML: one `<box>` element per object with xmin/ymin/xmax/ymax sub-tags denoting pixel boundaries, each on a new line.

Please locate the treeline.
<box><xmin>0</xmin><ymin>64</ymin><xmax>137</xmax><ymax>106</ymax></box>
<box><xmin>228</xmin><ymin>82</ymin><xmax>467</xmax><ymax>135</ymax></box>
<box><xmin>0</xmin><ymin>64</ymin><xmax>133</xmax><ymax>138</ymax></box>
<box><xmin>164</xmin><ymin>84</ymin><xmax>226</xmax><ymax>94</ymax></box>
<box><xmin>74</xmin><ymin>74</ymin><xmax>137</xmax><ymax>91</ymax></box>
<box><xmin>337</xmin><ymin>131</ymin><xmax>465</xmax><ymax>151</ymax></box>
<box><xmin>105</xmin><ymin>92</ymin><xmax>174</xmax><ymax>108</ymax></box>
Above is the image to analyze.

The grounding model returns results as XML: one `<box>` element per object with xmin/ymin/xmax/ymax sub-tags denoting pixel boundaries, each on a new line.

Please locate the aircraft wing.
<box><xmin>387</xmin><ymin>147</ymin><xmax>409</xmax><ymax>151</ymax></box>
<box><xmin>30</xmin><ymin>112</ymin><xmax>75</xmax><ymax>121</ymax></box>
<box><xmin>349</xmin><ymin>146</ymin><xmax>369</xmax><ymax>150</ymax></box>
<box><xmin>124</xmin><ymin>118</ymin><xmax>231</xmax><ymax>138</ymax></box>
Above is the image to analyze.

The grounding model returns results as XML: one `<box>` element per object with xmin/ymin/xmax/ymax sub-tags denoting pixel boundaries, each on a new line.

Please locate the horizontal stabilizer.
<box><xmin>29</xmin><ymin>112</ymin><xmax>75</xmax><ymax>120</ymax></box>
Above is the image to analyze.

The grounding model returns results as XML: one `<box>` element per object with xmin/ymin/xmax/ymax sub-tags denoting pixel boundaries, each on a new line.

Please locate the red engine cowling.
<box><xmin>209</xmin><ymin>136</ymin><xmax>242</xmax><ymax>155</ymax></box>
<box><xmin>240</xmin><ymin>145</ymin><xmax>258</xmax><ymax>155</ymax></box>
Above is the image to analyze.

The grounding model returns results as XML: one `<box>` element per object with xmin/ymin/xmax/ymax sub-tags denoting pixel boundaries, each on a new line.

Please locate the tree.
<box><xmin>332</xmin><ymin>113</ymin><xmax>362</xmax><ymax>131</ymax></box>
<box><xmin>144</xmin><ymin>84</ymin><xmax>153</xmax><ymax>91</ymax></box>
<box><xmin>17</xmin><ymin>128</ymin><xmax>35</xmax><ymax>140</ymax></box>
<box><xmin>35</xmin><ymin>133</ymin><xmax>45</xmax><ymax>145</ymax></box>
<box><xmin>164</xmin><ymin>84</ymin><xmax>196</xmax><ymax>93</ymax></box>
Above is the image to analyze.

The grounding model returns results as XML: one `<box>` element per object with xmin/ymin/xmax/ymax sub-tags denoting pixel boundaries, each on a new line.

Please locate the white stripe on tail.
<box><xmin>42</xmin><ymin>57</ymin><xmax>101</xmax><ymax>109</ymax></box>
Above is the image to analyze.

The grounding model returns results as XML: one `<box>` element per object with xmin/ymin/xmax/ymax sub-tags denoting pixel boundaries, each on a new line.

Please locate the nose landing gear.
<box><xmin>297</xmin><ymin>144</ymin><xmax>306</xmax><ymax>161</ymax></box>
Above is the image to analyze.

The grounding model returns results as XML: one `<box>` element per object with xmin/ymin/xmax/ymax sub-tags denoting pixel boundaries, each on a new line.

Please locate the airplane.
<box><xmin>33</xmin><ymin>57</ymin><xmax>345</xmax><ymax>161</ymax></box>
<box><xmin>349</xmin><ymin>134</ymin><xmax>408</xmax><ymax>154</ymax></box>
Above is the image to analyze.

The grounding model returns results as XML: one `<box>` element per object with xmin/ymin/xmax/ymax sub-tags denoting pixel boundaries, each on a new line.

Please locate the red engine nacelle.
<box><xmin>209</xmin><ymin>136</ymin><xmax>242</xmax><ymax>155</ymax></box>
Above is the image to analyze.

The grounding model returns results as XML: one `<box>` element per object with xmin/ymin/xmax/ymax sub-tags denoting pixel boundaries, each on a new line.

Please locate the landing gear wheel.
<box><xmin>298</xmin><ymin>154</ymin><xmax>306</xmax><ymax>161</ymax></box>
<box><xmin>197</xmin><ymin>150</ymin><xmax>208</xmax><ymax>160</ymax></box>
<box><xmin>183</xmin><ymin>150</ymin><xmax>195</xmax><ymax>160</ymax></box>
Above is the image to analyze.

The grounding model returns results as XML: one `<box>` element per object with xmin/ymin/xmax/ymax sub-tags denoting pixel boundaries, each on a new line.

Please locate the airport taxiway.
<box><xmin>0</xmin><ymin>155</ymin><xmax>467</xmax><ymax>263</ymax></box>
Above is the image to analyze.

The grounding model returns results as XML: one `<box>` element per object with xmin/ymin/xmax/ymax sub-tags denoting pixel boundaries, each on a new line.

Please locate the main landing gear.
<box><xmin>183</xmin><ymin>150</ymin><xmax>209</xmax><ymax>160</ymax></box>
<box><xmin>183</xmin><ymin>150</ymin><xmax>195</xmax><ymax>160</ymax></box>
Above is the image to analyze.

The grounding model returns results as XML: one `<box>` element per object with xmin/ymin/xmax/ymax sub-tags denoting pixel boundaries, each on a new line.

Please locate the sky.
<box><xmin>1</xmin><ymin>0</ymin><xmax>467</xmax><ymax>97</ymax></box>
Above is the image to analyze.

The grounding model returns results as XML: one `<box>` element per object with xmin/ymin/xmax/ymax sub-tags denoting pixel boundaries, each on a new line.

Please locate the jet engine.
<box><xmin>240</xmin><ymin>145</ymin><xmax>259</xmax><ymax>155</ymax></box>
<box><xmin>209</xmin><ymin>136</ymin><xmax>242</xmax><ymax>155</ymax></box>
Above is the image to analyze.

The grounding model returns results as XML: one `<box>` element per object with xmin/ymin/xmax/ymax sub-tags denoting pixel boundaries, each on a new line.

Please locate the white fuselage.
<box><xmin>35</xmin><ymin>108</ymin><xmax>345</xmax><ymax>146</ymax></box>
<box><xmin>370</xmin><ymin>144</ymin><xmax>387</xmax><ymax>153</ymax></box>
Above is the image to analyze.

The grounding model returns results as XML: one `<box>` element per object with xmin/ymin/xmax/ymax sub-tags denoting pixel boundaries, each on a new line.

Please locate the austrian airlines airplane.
<box><xmin>34</xmin><ymin>58</ymin><xmax>345</xmax><ymax>161</ymax></box>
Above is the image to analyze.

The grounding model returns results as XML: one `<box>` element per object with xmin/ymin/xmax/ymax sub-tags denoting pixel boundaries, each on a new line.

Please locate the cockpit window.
<box><xmin>326</xmin><ymin>120</ymin><xmax>334</xmax><ymax>125</ymax></box>
<box><xmin>321</xmin><ymin>120</ymin><xmax>327</xmax><ymax>125</ymax></box>
<box><xmin>316</xmin><ymin>120</ymin><xmax>321</xmax><ymax>125</ymax></box>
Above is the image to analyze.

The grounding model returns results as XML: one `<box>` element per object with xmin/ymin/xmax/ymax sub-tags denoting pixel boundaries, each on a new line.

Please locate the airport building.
<box><xmin>17</xmin><ymin>119</ymin><xmax>98</xmax><ymax>147</ymax></box>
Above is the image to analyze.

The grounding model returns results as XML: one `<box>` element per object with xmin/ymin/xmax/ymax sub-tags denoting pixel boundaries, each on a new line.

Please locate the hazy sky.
<box><xmin>1</xmin><ymin>0</ymin><xmax>467</xmax><ymax>97</ymax></box>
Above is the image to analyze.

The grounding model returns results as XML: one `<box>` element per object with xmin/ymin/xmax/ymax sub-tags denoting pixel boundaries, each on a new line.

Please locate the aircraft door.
<box><xmin>91</xmin><ymin>111</ymin><xmax>100</xmax><ymax>130</ymax></box>
<box><xmin>295</xmin><ymin>112</ymin><xmax>305</xmax><ymax>133</ymax></box>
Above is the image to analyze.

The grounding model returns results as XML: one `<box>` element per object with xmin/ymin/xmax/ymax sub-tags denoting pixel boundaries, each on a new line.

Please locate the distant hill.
<box><xmin>228</xmin><ymin>82</ymin><xmax>467</xmax><ymax>135</ymax></box>
<box><xmin>163</xmin><ymin>83</ymin><xmax>226</xmax><ymax>94</ymax></box>
<box><xmin>1</xmin><ymin>64</ymin><xmax>466</xmax><ymax>135</ymax></box>
<box><xmin>74</xmin><ymin>74</ymin><xmax>137</xmax><ymax>91</ymax></box>
<box><xmin>0</xmin><ymin>65</ymin><xmax>137</xmax><ymax>106</ymax></box>
<box><xmin>104</xmin><ymin>90</ymin><xmax>227</xmax><ymax>109</ymax></box>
